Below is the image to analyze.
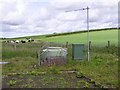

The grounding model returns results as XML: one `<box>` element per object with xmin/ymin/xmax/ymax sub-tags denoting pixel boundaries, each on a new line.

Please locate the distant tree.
<box><xmin>53</xmin><ymin>32</ymin><xmax>57</xmax><ymax>34</ymax></box>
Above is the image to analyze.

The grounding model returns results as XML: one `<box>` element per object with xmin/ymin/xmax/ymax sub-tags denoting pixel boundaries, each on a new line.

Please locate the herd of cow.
<box><xmin>4</xmin><ymin>38</ymin><xmax>34</xmax><ymax>44</ymax></box>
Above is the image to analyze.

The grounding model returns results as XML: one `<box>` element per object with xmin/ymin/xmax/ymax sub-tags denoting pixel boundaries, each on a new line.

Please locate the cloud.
<box><xmin>1</xmin><ymin>24</ymin><xmax>12</xmax><ymax>32</ymax></box>
<box><xmin>2</xmin><ymin>12</ymin><xmax>25</xmax><ymax>25</ymax></box>
<box><xmin>56</xmin><ymin>12</ymin><xmax>81</xmax><ymax>21</ymax></box>
<box><xmin>0</xmin><ymin>0</ymin><xmax>119</xmax><ymax>38</ymax></box>
<box><xmin>39</xmin><ymin>8</ymin><xmax>49</xmax><ymax>19</ymax></box>
<box><xmin>1</xmin><ymin>0</ymin><xmax>27</xmax><ymax>26</ymax></box>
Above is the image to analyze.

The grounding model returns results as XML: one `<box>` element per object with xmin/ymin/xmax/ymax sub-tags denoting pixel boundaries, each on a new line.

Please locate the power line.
<box><xmin>65</xmin><ymin>6</ymin><xmax>90</xmax><ymax>61</ymax></box>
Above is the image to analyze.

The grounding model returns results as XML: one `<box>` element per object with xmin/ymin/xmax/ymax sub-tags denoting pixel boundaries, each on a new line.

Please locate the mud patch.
<box><xmin>2</xmin><ymin>72</ymin><xmax>101</xmax><ymax>88</ymax></box>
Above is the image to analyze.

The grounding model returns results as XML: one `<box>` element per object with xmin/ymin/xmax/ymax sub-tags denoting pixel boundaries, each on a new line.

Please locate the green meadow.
<box><xmin>43</xmin><ymin>29</ymin><xmax>118</xmax><ymax>46</ymax></box>
<box><xmin>13</xmin><ymin>29</ymin><xmax>118</xmax><ymax>46</ymax></box>
<box><xmin>2</xmin><ymin>29</ymin><xmax>118</xmax><ymax>88</ymax></box>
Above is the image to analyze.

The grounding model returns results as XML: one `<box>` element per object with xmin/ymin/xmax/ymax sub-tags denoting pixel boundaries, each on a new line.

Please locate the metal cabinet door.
<box><xmin>72</xmin><ymin>44</ymin><xmax>84</xmax><ymax>60</ymax></box>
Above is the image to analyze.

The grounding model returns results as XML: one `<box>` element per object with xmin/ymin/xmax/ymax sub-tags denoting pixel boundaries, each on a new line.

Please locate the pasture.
<box><xmin>43</xmin><ymin>29</ymin><xmax>118</xmax><ymax>46</ymax></box>
<box><xmin>2</xmin><ymin>29</ymin><xmax>119</xmax><ymax>88</ymax></box>
<box><xmin>10</xmin><ymin>29</ymin><xmax>118</xmax><ymax>46</ymax></box>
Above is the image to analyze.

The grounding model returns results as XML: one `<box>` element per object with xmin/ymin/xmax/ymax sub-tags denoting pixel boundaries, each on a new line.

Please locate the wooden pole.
<box><xmin>66</xmin><ymin>42</ymin><xmax>68</xmax><ymax>48</ymax></box>
<box><xmin>89</xmin><ymin>41</ymin><xmax>91</xmax><ymax>50</ymax></box>
<box><xmin>108</xmin><ymin>41</ymin><xmax>110</xmax><ymax>48</ymax></box>
<box><xmin>37</xmin><ymin>48</ymin><xmax>40</xmax><ymax>66</ymax></box>
<box><xmin>14</xmin><ymin>43</ymin><xmax>16</xmax><ymax>50</ymax></box>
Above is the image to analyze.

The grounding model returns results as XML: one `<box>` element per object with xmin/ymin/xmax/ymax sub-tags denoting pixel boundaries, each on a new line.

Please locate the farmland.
<box><xmin>11</xmin><ymin>28</ymin><xmax>117</xmax><ymax>45</ymax></box>
<box><xmin>8</xmin><ymin>28</ymin><xmax>118</xmax><ymax>46</ymax></box>
<box><xmin>1</xmin><ymin>29</ymin><xmax>119</xmax><ymax>88</ymax></box>
<box><xmin>43</xmin><ymin>29</ymin><xmax>118</xmax><ymax>46</ymax></box>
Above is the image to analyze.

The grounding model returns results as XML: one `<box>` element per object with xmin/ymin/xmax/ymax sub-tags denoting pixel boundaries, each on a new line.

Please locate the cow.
<box><xmin>21</xmin><ymin>40</ymin><xmax>26</xmax><ymax>43</ymax></box>
<box><xmin>10</xmin><ymin>40</ymin><xmax>15</xmax><ymax>44</ymax></box>
<box><xmin>15</xmin><ymin>40</ymin><xmax>19</xmax><ymax>43</ymax></box>
<box><xmin>31</xmin><ymin>39</ymin><xmax>34</xmax><ymax>42</ymax></box>
<box><xmin>27</xmin><ymin>38</ymin><xmax>34</xmax><ymax>42</ymax></box>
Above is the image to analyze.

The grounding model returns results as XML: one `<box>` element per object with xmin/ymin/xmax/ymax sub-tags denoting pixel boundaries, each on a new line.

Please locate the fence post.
<box><xmin>66</xmin><ymin>42</ymin><xmax>68</xmax><ymax>48</ymax></box>
<box><xmin>37</xmin><ymin>48</ymin><xmax>40</xmax><ymax>66</ymax></box>
<box><xmin>108</xmin><ymin>41</ymin><xmax>110</xmax><ymax>48</ymax></box>
<box><xmin>14</xmin><ymin>43</ymin><xmax>16</xmax><ymax>50</ymax></box>
<box><xmin>89</xmin><ymin>41</ymin><xmax>91</xmax><ymax>50</ymax></box>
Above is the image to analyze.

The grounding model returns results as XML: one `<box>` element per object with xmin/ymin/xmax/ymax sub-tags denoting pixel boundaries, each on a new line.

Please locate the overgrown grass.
<box><xmin>65</xmin><ymin>45</ymin><xmax>118</xmax><ymax>87</ymax></box>
<box><xmin>2</xmin><ymin>41</ymin><xmax>118</xmax><ymax>88</ymax></box>
<box><xmin>2</xmin><ymin>43</ymin><xmax>41</xmax><ymax>59</ymax></box>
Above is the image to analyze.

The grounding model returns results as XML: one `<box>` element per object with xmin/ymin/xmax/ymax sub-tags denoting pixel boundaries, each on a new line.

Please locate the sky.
<box><xmin>0</xmin><ymin>0</ymin><xmax>119</xmax><ymax>38</ymax></box>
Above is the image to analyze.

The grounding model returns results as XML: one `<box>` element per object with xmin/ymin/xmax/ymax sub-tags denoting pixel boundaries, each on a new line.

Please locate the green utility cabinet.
<box><xmin>72</xmin><ymin>44</ymin><xmax>84</xmax><ymax>60</ymax></box>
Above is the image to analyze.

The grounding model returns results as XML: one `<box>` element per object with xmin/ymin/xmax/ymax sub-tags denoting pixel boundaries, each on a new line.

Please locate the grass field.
<box><xmin>10</xmin><ymin>29</ymin><xmax>118</xmax><ymax>47</ymax></box>
<box><xmin>2</xmin><ymin>29</ymin><xmax>119</xmax><ymax>88</ymax></box>
<box><xmin>42</xmin><ymin>29</ymin><xmax>118</xmax><ymax>46</ymax></box>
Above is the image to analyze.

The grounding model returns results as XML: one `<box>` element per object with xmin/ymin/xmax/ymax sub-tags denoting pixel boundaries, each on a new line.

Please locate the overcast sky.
<box><xmin>0</xmin><ymin>0</ymin><xmax>119</xmax><ymax>38</ymax></box>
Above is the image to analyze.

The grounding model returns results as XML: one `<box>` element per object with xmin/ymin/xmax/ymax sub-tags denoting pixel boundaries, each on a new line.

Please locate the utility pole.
<box><xmin>87</xmin><ymin>6</ymin><xmax>90</xmax><ymax>61</ymax></box>
<box><xmin>66</xmin><ymin>6</ymin><xmax>90</xmax><ymax>61</ymax></box>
